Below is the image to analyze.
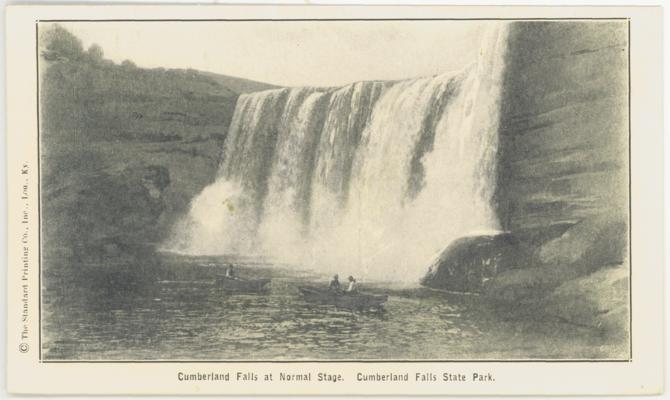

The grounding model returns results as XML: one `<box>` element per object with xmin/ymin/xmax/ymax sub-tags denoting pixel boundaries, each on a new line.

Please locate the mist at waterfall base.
<box><xmin>167</xmin><ymin>25</ymin><xmax>507</xmax><ymax>284</ymax></box>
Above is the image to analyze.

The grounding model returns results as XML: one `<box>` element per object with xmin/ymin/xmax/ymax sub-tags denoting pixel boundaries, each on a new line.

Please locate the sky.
<box><xmin>49</xmin><ymin>21</ymin><xmax>496</xmax><ymax>87</ymax></box>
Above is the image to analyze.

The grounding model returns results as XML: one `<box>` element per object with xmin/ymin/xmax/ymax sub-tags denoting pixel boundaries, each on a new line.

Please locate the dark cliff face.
<box><xmin>495</xmin><ymin>21</ymin><xmax>629</xmax><ymax>233</ymax></box>
<box><xmin>482</xmin><ymin>22</ymin><xmax>629</xmax><ymax>343</ymax></box>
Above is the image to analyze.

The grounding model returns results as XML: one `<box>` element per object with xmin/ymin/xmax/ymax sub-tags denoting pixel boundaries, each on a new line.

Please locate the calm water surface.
<box><xmin>43</xmin><ymin>255</ymin><xmax>623</xmax><ymax>360</ymax></box>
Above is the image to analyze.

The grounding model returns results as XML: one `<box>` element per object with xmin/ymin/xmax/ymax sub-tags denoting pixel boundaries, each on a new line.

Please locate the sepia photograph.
<box><xmin>38</xmin><ymin>18</ymin><xmax>630</xmax><ymax>361</ymax></box>
<box><xmin>5</xmin><ymin>4</ymin><xmax>663</xmax><ymax>396</ymax></box>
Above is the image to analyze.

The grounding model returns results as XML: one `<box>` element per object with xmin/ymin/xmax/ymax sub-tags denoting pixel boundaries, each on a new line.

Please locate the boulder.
<box><xmin>543</xmin><ymin>265</ymin><xmax>629</xmax><ymax>338</ymax></box>
<box><xmin>483</xmin><ymin>212</ymin><xmax>628</xmax><ymax>305</ymax></box>
<box><xmin>420</xmin><ymin>233</ymin><xmax>526</xmax><ymax>293</ymax></box>
<box><xmin>537</xmin><ymin>212</ymin><xmax>628</xmax><ymax>273</ymax></box>
<box><xmin>483</xmin><ymin>263</ymin><xmax>580</xmax><ymax>307</ymax></box>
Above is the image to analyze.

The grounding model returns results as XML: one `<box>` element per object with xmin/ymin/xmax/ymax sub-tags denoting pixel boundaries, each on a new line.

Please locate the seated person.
<box><xmin>346</xmin><ymin>276</ymin><xmax>357</xmax><ymax>293</ymax></box>
<box><xmin>329</xmin><ymin>274</ymin><xmax>341</xmax><ymax>292</ymax></box>
<box><xmin>225</xmin><ymin>264</ymin><xmax>237</xmax><ymax>279</ymax></box>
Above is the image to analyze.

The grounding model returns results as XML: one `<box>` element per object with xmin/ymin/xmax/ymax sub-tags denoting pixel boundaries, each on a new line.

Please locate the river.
<box><xmin>42</xmin><ymin>254</ymin><xmax>623</xmax><ymax>361</ymax></box>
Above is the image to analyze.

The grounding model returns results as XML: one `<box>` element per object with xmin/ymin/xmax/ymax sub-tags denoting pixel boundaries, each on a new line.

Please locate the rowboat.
<box><xmin>298</xmin><ymin>286</ymin><xmax>388</xmax><ymax>311</ymax></box>
<box><xmin>216</xmin><ymin>275</ymin><xmax>271</xmax><ymax>292</ymax></box>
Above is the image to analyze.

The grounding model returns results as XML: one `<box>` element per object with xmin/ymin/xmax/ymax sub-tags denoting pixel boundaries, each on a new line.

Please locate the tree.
<box><xmin>40</xmin><ymin>24</ymin><xmax>84</xmax><ymax>61</ymax></box>
<box><xmin>121</xmin><ymin>59</ymin><xmax>137</xmax><ymax>69</ymax></box>
<box><xmin>86</xmin><ymin>44</ymin><xmax>104</xmax><ymax>63</ymax></box>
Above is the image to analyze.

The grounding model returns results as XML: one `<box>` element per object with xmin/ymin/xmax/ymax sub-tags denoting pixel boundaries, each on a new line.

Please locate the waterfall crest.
<box><xmin>167</xmin><ymin>24</ymin><xmax>509</xmax><ymax>283</ymax></box>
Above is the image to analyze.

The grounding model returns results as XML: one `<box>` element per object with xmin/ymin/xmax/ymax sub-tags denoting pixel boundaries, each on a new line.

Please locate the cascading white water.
<box><xmin>167</xmin><ymin>23</ymin><xmax>509</xmax><ymax>284</ymax></box>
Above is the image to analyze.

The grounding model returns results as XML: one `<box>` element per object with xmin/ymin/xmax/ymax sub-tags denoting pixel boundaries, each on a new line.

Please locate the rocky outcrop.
<box><xmin>543</xmin><ymin>265</ymin><xmax>629</xmax><ymax>339</ymax></box>
<box><xmin>536</xmin><ymin>212</ymin><xmax>628</xmax><ymax>271</ymax></box>
<box><xmin>483</xmin><ymin>211</ymin><xmax>627</xmax><ymax>303</ymax></box>
<box><xmin>421</xmin><ymin>22</ymin><xmax>630</xmax><ymax>347</ymax></box>
<box><xmin>421</xmin><ymin>214</ymin><xmax>622</xmax><ymax>296</ymax></box>
<box><xmin>486</xmin><ymin>21</ymin><xmax>629</xmax><ymax>305</ymax></box>
<box><xmin>42</xmin><ymin>164</ymin><xmax>170</xmax><ymax>263</ymax></box>
<box><xmin>421</xmin><ymin>233</ymin><xmax>526</xmax><ymax>292</ymax></box>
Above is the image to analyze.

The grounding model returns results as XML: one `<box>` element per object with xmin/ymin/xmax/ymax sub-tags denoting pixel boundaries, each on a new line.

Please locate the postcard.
<box><xmin>5</xmin><ymin>4</ymin><xmax>664</xmax><ymax>395</ymax></box>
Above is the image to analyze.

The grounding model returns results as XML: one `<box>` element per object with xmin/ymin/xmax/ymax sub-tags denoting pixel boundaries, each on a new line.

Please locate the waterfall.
<box><xmin>167</xmin><ymin>23</ymin><xmax>509</xmax><ymax>283</ymax></box>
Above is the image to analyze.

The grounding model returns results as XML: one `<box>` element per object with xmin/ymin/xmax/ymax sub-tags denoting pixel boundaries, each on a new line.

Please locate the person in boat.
<box><xmin>225</xmin><ymin>264</ymin><xmax>237</xmax><ymax>280</ymax></box>
<box><xmin>329</xmin><ymin>274</ymin><xmax>341</xmax><ymax>293</ymax></box>
<box><xmin>345</xmin><ymin>276</ymin><xmax>358</xmax><ymax>294</ymax></box>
